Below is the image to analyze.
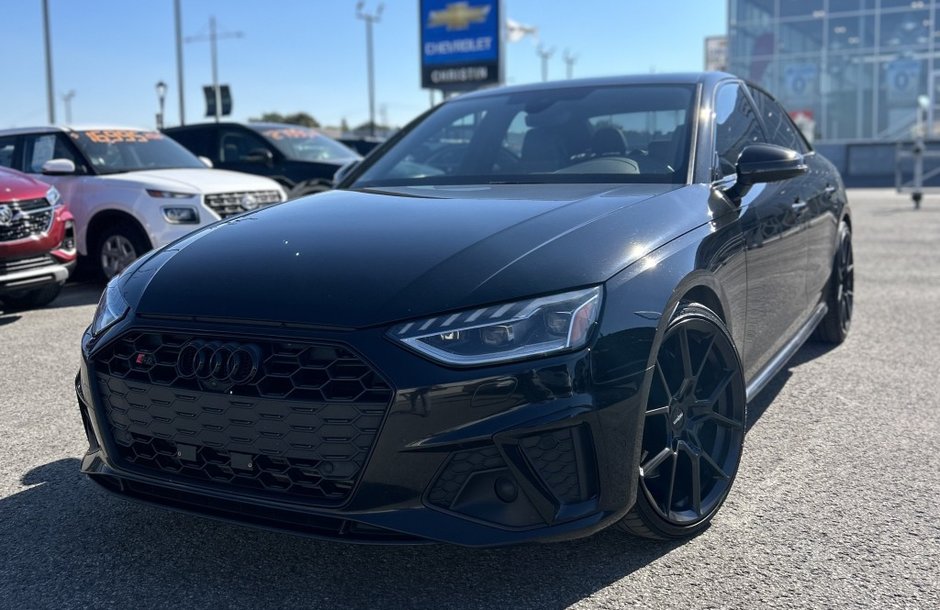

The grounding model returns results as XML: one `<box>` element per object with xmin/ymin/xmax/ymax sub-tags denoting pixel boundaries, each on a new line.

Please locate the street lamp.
<box><xmin>155</xmin><ymin>81</ymin><xmax>168</xmax><ymax>130</ymax></box>
<box><xmin>356</xmin><ymin>1</ymin><xmax>383</xmax><ymax>137</ymax></box>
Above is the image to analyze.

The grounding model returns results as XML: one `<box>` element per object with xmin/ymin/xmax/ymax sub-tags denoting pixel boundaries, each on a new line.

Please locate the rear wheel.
<box><xmin>95</xmin><ymin>221</ymin><xmax>150</xmax><ymax>282</ymax></box>
<box><xmin>2</xmin><ymin>283</ymin><xmax>62</xmax><ymax>310</ymax></box>
<box><xmin>618</xmin><ymin>303</ymin><xmax>746</xmax><ymax>539</ymax></box>
<box><xmin>813</xmin><ymin>221</ymin><xmax>853</xmax><ymax>344</ymax></box>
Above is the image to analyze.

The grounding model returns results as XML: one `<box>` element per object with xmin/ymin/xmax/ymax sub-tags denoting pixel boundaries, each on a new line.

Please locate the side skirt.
<box><xmin>745</xmin><ymin>302</ymin><xmax>828</xmax><ymax>403</ymax></box>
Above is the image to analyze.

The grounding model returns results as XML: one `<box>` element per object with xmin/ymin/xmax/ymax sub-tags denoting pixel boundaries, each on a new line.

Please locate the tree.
<box><xmin>340</xmin><ymin>117</ymin><xmax>350</xmax><ymax>134</ymax></box>
<box><xmin>249</xmin><ymin>111</ymin><xmax>320</xmax><ymax>128</ymax></box>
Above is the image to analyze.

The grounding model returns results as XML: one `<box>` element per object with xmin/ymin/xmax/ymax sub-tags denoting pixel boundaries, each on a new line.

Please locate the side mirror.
<box><xmin>198</xmin><ymin>156</ymin><xmax>214</xmax><ymax>168</ymax></box>
<box><xmin>41</xmin><ymin>158</ymin><xmax>76</xmax><ymax>175</ymax></box>
<box><xmin>333</xmin><ymin>159</ymin><xmax>360</xmax><ymax>186</ymax></box>
<box><xmin>725</xmin><ymin>143</ymin><xmax>807</xmax><ymax>201</ymax></box>
<box><xmin>243</xmin><ymin>148</ymin><xmax>274</xmax><ymax>166</ymax></box>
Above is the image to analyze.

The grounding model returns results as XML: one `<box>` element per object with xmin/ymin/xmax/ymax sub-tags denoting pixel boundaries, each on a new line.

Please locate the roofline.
<box><xmin>450</xmin><ymin>71</ymin><xmax>737</xmax><ymax>102</ymax></box>
<box><xmin>0</xmin><ymin>125</ymin><xmax>151</xmax><ymax>136</ymax></box>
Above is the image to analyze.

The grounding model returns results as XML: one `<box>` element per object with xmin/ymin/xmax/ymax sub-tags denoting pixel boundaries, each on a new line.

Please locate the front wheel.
<box><xmin>617</xmin><ymin>303</ymin><xmax>746</xmax><ymax>539</ymax></box>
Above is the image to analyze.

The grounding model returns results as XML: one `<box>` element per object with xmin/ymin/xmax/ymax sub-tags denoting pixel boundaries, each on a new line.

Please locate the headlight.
<box><xmin>388</xmin><ymin>287</ymin><xmax>602</xmax><ymax>366</ymax></box>
<box><xmin>162</xmin><ymin>206</ymin><xmax>200</xmax><ymax>224</ymax></box>
<box><xmin>46</xmin><ymin>186</ymin><xmax>62</xmax><ymax>207</ymax></box>
<box><xmin>147</xmin><ymin>189</ymin><xmax>196</xmax><ymax>199</ymax></box>
<box><xmin>91</xmin><ymin>281</ymin><xmax>129</xmax><ymax>336</ymax></box>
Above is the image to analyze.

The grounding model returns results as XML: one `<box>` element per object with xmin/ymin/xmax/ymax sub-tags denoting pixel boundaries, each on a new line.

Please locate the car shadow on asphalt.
<box><xmin>0</xmin><ymin>313</ymin><xmax>22</xmax><ymax>326</ymax></box>
<box><xmin>746</xmin><ymin>340</ymin><xmax>838</xmax><ymax>431</ymax></box>
<box><xmin>1</xmin><ymin>457</ymin><xmax>687</xmax><ymax>608</ymax></box>
<box><xmin>0</xmin><ymin>283</ymin><xmax>101</xmax><ymax>319</ymax></box>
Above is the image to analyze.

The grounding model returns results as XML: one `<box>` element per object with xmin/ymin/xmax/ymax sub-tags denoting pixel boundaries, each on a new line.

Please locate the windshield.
<box><xmin>255</xmin><ymin>126</ymin><xmax>360</xmax><ymax>162</ymax></box>
<box><xmin>72</xmin><ymin>130</ymin><xmax>205</xmax><ymax>174</ymax></box>
<box><xmin>353</xmin><ymin>84</ymin><xmax>695</xmax><ymax>188</ymax></box>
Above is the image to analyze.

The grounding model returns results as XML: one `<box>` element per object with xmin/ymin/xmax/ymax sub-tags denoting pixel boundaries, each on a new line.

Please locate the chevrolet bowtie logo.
<box><xmin>428</xmin><ymin>2</ymin><xmax>491</xmax><ymax>31</ymax></box>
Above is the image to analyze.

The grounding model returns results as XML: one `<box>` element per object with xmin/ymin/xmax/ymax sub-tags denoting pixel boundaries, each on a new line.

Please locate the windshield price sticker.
<box><xmin>262</xmin><ymin>128</ymin><xmax>317</xmax><ymax>141</ymax></box>
<box><xmin>79</xmin><ymin>130</ymin><xmax>165</xmax><ymax>144</ymax></box>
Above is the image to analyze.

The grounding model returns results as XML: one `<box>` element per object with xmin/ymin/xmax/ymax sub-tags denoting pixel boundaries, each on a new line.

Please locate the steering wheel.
<box><xmin>422</xmin><ymin>143</ymin><xmax>521</xmax><ymax>174</ymax></box>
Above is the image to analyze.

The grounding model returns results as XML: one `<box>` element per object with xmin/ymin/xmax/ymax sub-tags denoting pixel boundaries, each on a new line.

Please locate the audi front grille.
<box><xmin>204</xmin><ymin>190</ymin><xmax>282</xmax><ymax>218</ymax></box>
<box><xmin>91</xmin><ymin>331</ymin><xmax>393</xmax><ymax>506</ymax></box>
<box><xmin>0</xmin><ymin>198</ymin><xmax>53</xmax><ymax>242</ymax></box>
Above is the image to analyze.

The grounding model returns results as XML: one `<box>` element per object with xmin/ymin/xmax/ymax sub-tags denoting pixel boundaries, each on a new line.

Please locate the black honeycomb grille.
<box><xmin>427</xmin><ymin>445</ymin><xmax>506</xmax><ymax>509</ymax></box>
<box><xmin>93</xmin><ymin>331</ymin><xmax>393</xmax><ymax>505</ymax></box>
<box><xmin>520</xmin><ymin>429</ymin><xmax>582</xmax><ymax>504</ymax></box>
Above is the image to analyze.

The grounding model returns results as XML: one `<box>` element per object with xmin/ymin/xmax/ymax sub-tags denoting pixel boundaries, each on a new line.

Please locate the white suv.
<box><xmin>0</xmin><ymin>126</ymin><xmax>287</xmax><ymax>279</ymax></box>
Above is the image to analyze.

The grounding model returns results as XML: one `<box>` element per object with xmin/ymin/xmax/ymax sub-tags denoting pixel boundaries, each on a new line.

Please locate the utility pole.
<box><xmin>536</xmin><ymin>44</ymin><xmax>555</xmax><ymax>82</ymax></box>
<box><xmin>563</xmin><ymin>49</ymin><xmax>578</xmax><ymax>80</ymax></box>
<box><xmin>42</xmin><ymin>0</ymin><xmax>55</xmax><ymax>124</ymax></box>
<box><xmin>174</xmin><ymin>0</ymin><xmax>185</xmax><ymax>125</ymax></box>
<box><xmin>185</xmin><ymin>16</ymin><xmax>243</xmax><ymax>123</ymax></box>
<box><xmin>61</xmin><ymin>90</ymin><xmax>75</xmax><ymax>125</ymax></box>
<box><xmin>356</xmin><ymin>2</ymin><xmax>383</xmax><ymax>137</ymax></box>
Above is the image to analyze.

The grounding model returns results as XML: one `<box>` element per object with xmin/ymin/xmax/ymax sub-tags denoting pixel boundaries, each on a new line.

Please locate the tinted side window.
<box><xmin>0</xmin><ymin>136</ymin><xmax>16</xmax><ymax>168</ymax></box>
<box><xmin>714</xmin><ymin>83</ymin><xmax>764</xmax><ymax>177</ymax></box>
<box><xmin>24</xmin><ymin>134</ymin><xmax>83</xmax><ymax>173</ymax></box>
<box><xmin>749</xmin><ymin>88</ymin><xmax>807</xmax><ymax>153</ymax></box>
<box><xmin>219</xmin><ymin>128</ymin><xmax>270</xmax><ymax>163</ymax></box>
<box><xmin>168</xmin><ymin>128</ymin><xmax>213</xmax><ymax>158</ymax></box>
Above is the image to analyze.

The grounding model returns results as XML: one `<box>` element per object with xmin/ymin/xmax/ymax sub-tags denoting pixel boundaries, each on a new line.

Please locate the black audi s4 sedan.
<box><xmin>77</xmin><ymin>73</ymin><xmax>853</xmax><ymax>546</ymax></box>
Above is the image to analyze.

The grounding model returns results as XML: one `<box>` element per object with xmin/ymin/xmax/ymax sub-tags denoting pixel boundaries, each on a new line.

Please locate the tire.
<box><xmin>617</xmin><ymin>303</ymin><xmax>747</xmax><ymax>539</ymax></box>
<box><xmin>2</xmin><ymin>282</ymin><xmax>62</xmax><ymax>310</ymax></box>
<box><xmin>94</xmin><ymin>221</ymin><xmax>151</xmax><ymax>282</ymax></box>
<box><xmin>813</xmin><ymin>221</ymin><xmax>853</xmax><ymax>344</ymax></box>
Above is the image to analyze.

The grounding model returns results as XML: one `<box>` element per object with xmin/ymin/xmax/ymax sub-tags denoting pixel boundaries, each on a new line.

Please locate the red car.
<box><xmin>0</xmin><ymin>167</ymin><xmax>76</xmax><ymax>309</ymax></box>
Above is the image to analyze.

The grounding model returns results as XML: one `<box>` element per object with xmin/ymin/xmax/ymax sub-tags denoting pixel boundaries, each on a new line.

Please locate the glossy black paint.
<box><xmin>78</xmin><ymin>72</ymin><xmax>849</xmax><ymax>546</ymax></box>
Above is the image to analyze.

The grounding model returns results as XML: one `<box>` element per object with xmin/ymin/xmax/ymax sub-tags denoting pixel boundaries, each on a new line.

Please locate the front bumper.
<box><xmin>0</xmin><ymin>260</ymin><xmax>71</xmax><ymax>295</ymax></box>
<box><xmin>77</xmin><ymin>317</ymin><xmax>649</xmax><ymax>547</ymax></box>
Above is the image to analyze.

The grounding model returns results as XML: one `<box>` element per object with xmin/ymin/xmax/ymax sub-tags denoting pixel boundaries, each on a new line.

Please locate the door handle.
<box><xmin>823</xmin><ymin>185</ymin><xmax>838</xmax><ymax>198</ymax></box>
<box><xmin>790</xmin><ymin>199</ymin><xmax>808</xmax><ymax>211</ymax></box>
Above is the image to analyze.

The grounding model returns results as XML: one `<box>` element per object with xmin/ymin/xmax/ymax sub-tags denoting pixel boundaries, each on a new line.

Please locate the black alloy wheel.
<box><xmin>814</xmin><ymin>221</ymin><xmax>853</xmax><ymax>344</ymax></box>
<box><xmin>618</xmin><ymin>303</ymin><xmax>746</xmax><ymax>539</ymax></box>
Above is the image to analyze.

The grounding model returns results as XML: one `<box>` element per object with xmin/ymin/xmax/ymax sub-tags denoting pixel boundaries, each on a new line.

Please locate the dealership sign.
<box><xmin>421</xmin><ymin>0</ymin><xmax>502</xmax><ymax>90</ymax></box>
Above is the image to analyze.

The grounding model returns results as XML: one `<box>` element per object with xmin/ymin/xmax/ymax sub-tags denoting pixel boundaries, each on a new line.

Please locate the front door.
<box><xmin>713</xmin><ymin>82</ymin><xmax>809</xmax><ymax>380</ymax></box>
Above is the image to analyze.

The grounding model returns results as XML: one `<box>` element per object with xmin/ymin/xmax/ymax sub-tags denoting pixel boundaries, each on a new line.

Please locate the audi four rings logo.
<box><xmin>175</xmin><ymin>340</ymin><xmax>262</xmax><ymax>384</ymax></box>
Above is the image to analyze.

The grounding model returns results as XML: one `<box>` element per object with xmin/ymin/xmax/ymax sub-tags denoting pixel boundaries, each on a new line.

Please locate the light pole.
<box><xmin>563</xmin><ymin>49</ymin><xmax>578</xmax><ymax>80</ymax></box>
<box><xmin>174</xmin><ymin>0</ymin><xmax>185</xmax><ymax>125</ymax></box>
<box><xmin>155</xmin><ymin>81</ymin><xmax>168</xmax><ymax>130</ymax></box>
<box><xmin>61</xmin><ymin>90</ymin><xmax>75</xmax><ymax>124</ymax></box>
<box><xmin>536</xmin><ymin>44</ymin><xmax>555</xmax><ymax>82</ymax></box>
<box><xmin>185</xmin><ymin>16</ymin><xmax>243</xmax><ymax>123</ymax></box>
<box><xmin>356</xmin><ymin>1</ymin><xmax>383</xmax><ymax>137</ymax></box>
<box><xmin>42</xmin><ymin>0</ymin><xmax>55</xmax><ymax>124</ymax></box>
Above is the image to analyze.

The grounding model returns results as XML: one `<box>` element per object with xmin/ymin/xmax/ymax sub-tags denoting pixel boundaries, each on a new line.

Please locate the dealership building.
<box><xmin>727</xmin><ymin>0</ymin><xmax>940</xmax><ymax>185</ymax></box>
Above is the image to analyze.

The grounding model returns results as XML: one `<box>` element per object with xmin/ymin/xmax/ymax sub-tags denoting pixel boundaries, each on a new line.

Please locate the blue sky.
<box><xmin>0</xmin><ymin>1</ymin><xmax>726</xmax><ymax>129</ymax></box>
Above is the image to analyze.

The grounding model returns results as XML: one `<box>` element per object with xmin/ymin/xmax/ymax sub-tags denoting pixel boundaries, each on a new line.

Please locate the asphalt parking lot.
<box><xmin>0</xmin><ymin>188</ymin><xmax>937</xmax><ymax>609</ymax></box>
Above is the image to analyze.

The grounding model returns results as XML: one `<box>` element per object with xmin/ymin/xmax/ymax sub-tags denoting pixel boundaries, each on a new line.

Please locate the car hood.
<box><xmin>98</xmin><ymin>168</ymin><xmax>283</xmax><ymax>194</ymax></box>
<box><xmin>131</xmin><ymin>183</ymin><xmax>710</xmax><ymax>328</ymax></box>
<box><xmin>0</xmin><ymin>167</ymin><xmax>50</xmax><ymax>202</ymax></box>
